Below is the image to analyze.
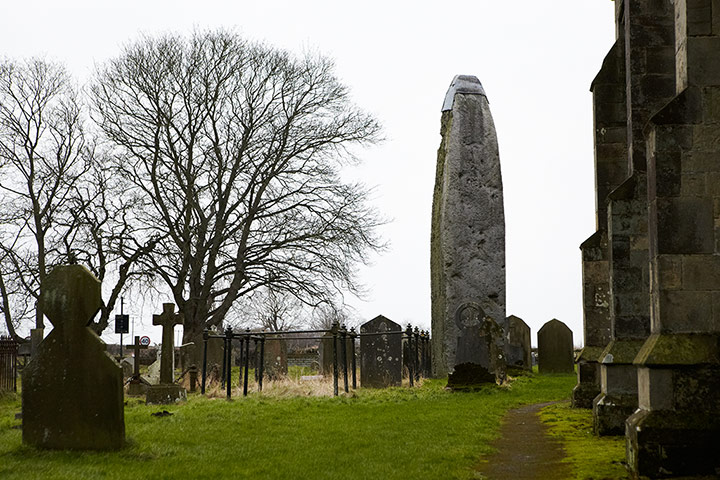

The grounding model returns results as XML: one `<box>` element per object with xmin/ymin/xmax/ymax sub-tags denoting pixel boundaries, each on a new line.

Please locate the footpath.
<box><xmin>476</xmin><ymin>402</ymin><xmax>571</xmax><ymax>480</ymax></box>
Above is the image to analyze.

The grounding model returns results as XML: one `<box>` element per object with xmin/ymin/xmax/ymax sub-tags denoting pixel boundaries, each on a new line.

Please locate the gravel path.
<box><xmin>476</xmin><ymin>402</ymin><xmax>571</xmax><ymax>480</ymax></box>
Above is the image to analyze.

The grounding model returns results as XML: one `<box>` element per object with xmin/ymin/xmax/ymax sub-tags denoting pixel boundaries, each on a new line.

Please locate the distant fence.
<box><xmin>201</xmin><ymin>322</ymin><xmax>431</xmax><ymax>399</ymax></box>
<box><xmin>0</xmin><ymin>336</ymin><xmax>18</xmax><ymax>393</ymax></box>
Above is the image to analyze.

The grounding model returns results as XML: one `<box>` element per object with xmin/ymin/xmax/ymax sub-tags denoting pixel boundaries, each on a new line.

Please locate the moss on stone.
<box><xmin>599</xmin><ymin>338</ymin><xmax>646</xmax><ymax>364</ymax></box>
<box><xmin>634</xmin><ymin>333</ymin><xmax>720</xmax><ymax>366</ymax></box>
<box><xmin>575</xmin><ymin>345</ymin><xmax>606</xmax><ymax>363</ymax></box>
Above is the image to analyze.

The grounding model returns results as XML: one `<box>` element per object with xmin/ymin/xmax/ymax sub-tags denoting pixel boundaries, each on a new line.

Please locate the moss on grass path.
<box><xmin>540</xmin><ymin>402</ymin><xmax>629</xmax><ymax>480</ymax></box>
<box><xmin>0</xmin><ymin>374</ymin><xmax>575</xmax><ymax>480</ymax></box>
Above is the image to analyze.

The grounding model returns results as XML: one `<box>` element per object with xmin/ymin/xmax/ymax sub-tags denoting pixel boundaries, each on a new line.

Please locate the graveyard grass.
<box><xmin>0</xmin><ymin>371</ymin><xmax>626</xmax><ymax>480</ymax></box>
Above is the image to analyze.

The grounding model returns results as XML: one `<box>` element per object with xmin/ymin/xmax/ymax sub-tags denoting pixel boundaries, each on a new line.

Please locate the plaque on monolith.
<box><xmin>22</xmin><ymin>265</ymin><xmax>125</xmax><ymax>450</ymax></box>
<box><xmin>447</xmin><ymin>306</ymin><xmax>505</xmax><ymax>388</ymax></box>
<box><xmin>431</xmin><ymin>75</ymin><xmax>506</xmax><ymax>378</ymax></box>
<box><xmin>360</xmin><ymin>315</ymin><xmax>402</xmax><ymax>388</ymax></box>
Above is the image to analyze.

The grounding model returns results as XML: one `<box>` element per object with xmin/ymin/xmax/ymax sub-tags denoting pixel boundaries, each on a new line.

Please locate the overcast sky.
<box><xmin>1</xmin><ymin>1</ymin><xmax>617</xmax><ymax>346</ymax></box>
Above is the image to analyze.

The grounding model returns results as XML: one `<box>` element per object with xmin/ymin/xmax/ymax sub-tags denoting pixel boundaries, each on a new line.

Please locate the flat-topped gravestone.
<box><xmin>360</xmin><ymin>315</ymin><xmax>402</xmax><ymax>388</ymax></box>
<box><xmin>431</xmin><ymin>75</ymin><xmax>506</xmax><ymax>378</ymax></box>
<box><xmin>506</xmin><ymin>315</ymin><xmax>531</xmax><ymax>370</ymax></box>
<box><xmin>537</xmin><ymin>319</ymin><xmax>574</xmax><ymax>374</ymax></box>
<box><xmin>22</xmin><ymin>265</ymin><xmax>125</xmax><ymax>450</ymax></box>
<box><xmin>146</xmin><ymin>303</ymin><xmax>187</xmax><ymax>404</ymax></box>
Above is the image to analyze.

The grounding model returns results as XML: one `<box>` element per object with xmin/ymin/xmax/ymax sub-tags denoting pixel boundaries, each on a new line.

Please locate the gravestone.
<box><xmin>360</xmin><ymin>315</ymin><xmax>402</xmax><ymax>388</ymax></box>
<box><xmin>144</xmin><ymin>348</ymin><xmax>162</xmax><ymax>385</ymax></box>
<box><xmin>120</xmin><ymin>357</ymin><xmax>133</xmax><ymax>378</ymax></box>
<box><xmin>126</xmin><ymin>335</ymin><xmax>149</xmax><ymax>396</ymax></box>
<box><xmin>22</xmin><ymin>265</ymin><xmax>124</xmax><ymax>450</ymax></box>
<box><xmin>145</xmin><ymin>303</ymin><xmax>187</xmax><ymax>404</ymax></box>
<box><xmin>263</xmin><ymin>338</ymin><xmax>288</xmax><ymax>380</ymax></box>
<box><xmin>447</xmin><ymin>310</ymin><xmax>506</xmax><ymax>388</ymax></box>
<box><xmin>319</xmin><ymin>329</ymin><xmax>352</xmax><ymax>376</ymax></box>
<box><xmin>537</xmin><ymin>319</ymin><xmax>573</xmax><ymax>374</ymax></box>
<box><xmin>431</xmin><ymin>75</ymin><xmax>506</xmax><ymax>378</ymax></box>
<box><xmin>505</xmin><ymin>315</ymin><xmax>531</xmax><ymax>370</ymax></box>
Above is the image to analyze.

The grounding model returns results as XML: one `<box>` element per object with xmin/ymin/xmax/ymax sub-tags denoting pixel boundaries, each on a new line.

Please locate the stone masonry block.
<box><xmin>656</xmin><ymin>197</ymin><xmax>714</xmax><ymax>254</ymax></box>
<box><xmin>659</xmin><ymin>289</ymin><xmax>714</xmax><ymax>332</ymax></box>
<box><xmin>681</xmin><ymin>254</ymin><xmax>720</xmax><ymax>289</ymax></box>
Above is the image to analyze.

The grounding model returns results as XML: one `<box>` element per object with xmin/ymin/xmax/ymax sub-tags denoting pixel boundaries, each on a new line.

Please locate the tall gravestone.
<box><xmin>360</xmin><ymin>315</ymin><xmax>402</xmax><ymax>388</ymax></box>
<box><xmin>537</xmin><ymin>319</ymin><xmax>574</xmax><ymax>374</ymax></box>
<box><xmin>505</xmin><ymin>315</ymin><xmax>531</xmax><ymax>370</ymax></box>
<box><xmin>22</xmin><ymin>265</ymin><xmax>124</xmax><ymax>450</ymax></box>
<box><xmin>430</xmin><ymin>75</ymin><xmax>506</xmax><ymax>378</ymax></box>
<box><xmin>146</xmin><ymin>303</ymin><xmax>187</xmax><ymax>404</ymax></box>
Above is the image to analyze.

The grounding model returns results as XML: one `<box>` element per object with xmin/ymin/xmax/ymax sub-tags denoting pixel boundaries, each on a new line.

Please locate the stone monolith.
<box><xmin>431</xmin><ymin>75</ymin><xmax>506</xmax><ymax>378</ymax></box>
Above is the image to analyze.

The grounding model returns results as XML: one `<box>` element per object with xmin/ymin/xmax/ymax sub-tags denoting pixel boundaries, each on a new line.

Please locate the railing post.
<box><xmin>406</xmin><ymin>324</ymin><xmax>414</xmax><ymax>387</ymax></box>
<box><xmin>350</xmin><ymin>327</ymin><xmax>357</xmax><ymax>389</ymax></box>
<box><xmin>201</xmin><ymin>328</ymin><xmax>209</xmax><ymax>394</ymax></box>
<box><xmin>225</xmin><ymin>326</ymin><xmax>233</xmax><ymax>400</ymax></box>
<box><xmin>341</xmin><ymin>324</ymin><xmax>349</xmax><ymax>393</ymax></box>
<box><xmin>332</xmin><ymin>321</ymin><xmax>339</xmax><ymax>396</ymax></box>
<box><xmin>258</xmin><ymin>335</ymin><xmax>265</xmax><ymax>392</ymax></box>
<box><xmin>414</xmin><ymin>326</ymin><xmax>420</xmax><ymax>382</ymax></box>
<box><xmin>243</xmin><ymin>329</ymin><xmax>250</xmax><ymax>397</ymax></box>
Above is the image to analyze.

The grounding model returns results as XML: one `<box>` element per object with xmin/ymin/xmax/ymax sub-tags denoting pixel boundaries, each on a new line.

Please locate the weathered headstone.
<box><xmin>537</xmin><ymin>319</ymin><xmax>573</xmax><ymax>374</ymax></box>
<box><xmin>431</xmin><ymin>75</ymin><xmax>506</xmax><ymax>378</ymax></box>
<box><xmin>447</xmin><ymin>311</ymin><xmax>505</xmax><ymax>388</ymax></box>
<box><xmin>505</xmin><ymin>315</ymin><xmax>531</xmax><ymax>370</ymax></box>
<box><xmin>144</xmin><ymin>348</ymin><xmax>162</xmax><ymax>385</ymax></box>
<box><xmin>126</xmin><ymin>335</ymin><xmax>149</xmax><ymax>396</ymax></box>
<box><xmin>263</xmin><ymin>338</ymin><xmax>288</xmax><ymax>380</ymax></box>
<box><xmin>319</xmin><ymin>329</ymin><xmax>352</xmax><ymax>376</ymax></box>
<box><xmin>22</xmin><ymin>265</ymin><xmax>124</xmax><ymax>450</ymax></box>
<box><xmin>360</xmin><ymin>315</ymin><xmax>402</xmax><ymax>388</ymax></box>
<box><xmin>120</xmin><ymin>357</ymin><xmax>133</xmax><ymax>378</ymax></box>
<box><xmin>145</xmin><ymin>303</ymin><xmax>187</xmax><ymax>404</ymax></box>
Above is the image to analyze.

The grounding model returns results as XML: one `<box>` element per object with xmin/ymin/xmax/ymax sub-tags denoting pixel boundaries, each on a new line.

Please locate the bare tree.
<box><xmin>0</xmin><ymin>58</ymin><xmax>156</xmax><ymax>339</ymax></box>
<box><xmin>0</xmin><ymin>58</ymin><xmax>91</xmax><ymax>334</ymax></box>
<box><xmin>91</xmin><ymin>30</ymin><xmax>384</xmax><ymax>361</ymax></box>
<box><xmin>233</xmin><ymin>286</ymin><xmax>304</xmax><ymax>332</ymax></box>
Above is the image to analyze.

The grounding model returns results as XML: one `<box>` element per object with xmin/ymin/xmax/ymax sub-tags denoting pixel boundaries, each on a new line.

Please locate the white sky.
<box><xmin>1</xmin><ymin>1</ymin><xmax>617</xmax><ymax>347</ymax></box>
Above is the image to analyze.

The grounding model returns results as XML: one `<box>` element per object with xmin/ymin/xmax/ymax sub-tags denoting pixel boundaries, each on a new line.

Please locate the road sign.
<box><xmin>114</xmin><ymin>314</ymin><xmax>130</xmax><ymax>334</ymax></box>
<box><xmin>139</xmin><ymin>336</ymin><xmax>151</xmax><ymax>346</ymax></box>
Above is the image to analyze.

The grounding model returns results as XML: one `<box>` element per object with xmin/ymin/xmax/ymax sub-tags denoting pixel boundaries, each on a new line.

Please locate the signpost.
<box><xmin>114</xmin><ymin>297</ymin><xmax>129</xmax><ymax>356</ymax></box>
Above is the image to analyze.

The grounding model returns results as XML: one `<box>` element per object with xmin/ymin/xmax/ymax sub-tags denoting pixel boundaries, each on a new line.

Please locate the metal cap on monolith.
<box><xmin>441</xmin><ymin>75</ymin><xmax>487</xmax><ymax>111</ymax></box>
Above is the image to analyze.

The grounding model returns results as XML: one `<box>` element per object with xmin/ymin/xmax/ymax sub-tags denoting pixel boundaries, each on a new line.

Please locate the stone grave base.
<box><xmin>592</xmin><ymin>392</ymin><xmax>637</xmax><ymax>436</ymax></box>
<box><xmin>127</xmin><ymin>382</ymin><xmax>148</xmax><ymax>396</ymax></box>
<box><xmin>145</xmin><ymin>384</ymin><xmax>187</xmax><ymax>405</ymax></box>
<box><xmin>626</xmin><ymin>408</ymin><xmax>720</xmax><ymax>478</ymax></box>
<box><xmin>446</xmin><ymin>362</ymin><xmax>497</xmax><ymax>391</ymax></box>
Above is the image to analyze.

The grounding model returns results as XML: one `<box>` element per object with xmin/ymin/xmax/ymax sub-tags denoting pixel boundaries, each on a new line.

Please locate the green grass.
<box><xmin>540</xmin><ymin>402</ymin><xmax>629</xmax><ymax>480</ymax></box>
<box><xmin>0</xmin><ymin>372</ymin><xmax>576</xmax><ymax>480</ymax></box>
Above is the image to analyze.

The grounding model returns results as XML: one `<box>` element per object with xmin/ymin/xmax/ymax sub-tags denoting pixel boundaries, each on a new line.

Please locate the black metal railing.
<box><xmin>200</xmin><ymin>322</ymin><xmax>431</xmax><ymax>399</ymax></box>
<box><xmin>0</xmin><ymin>336</ymin><xmax>18</xmax><ymax>393</ymax></box>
